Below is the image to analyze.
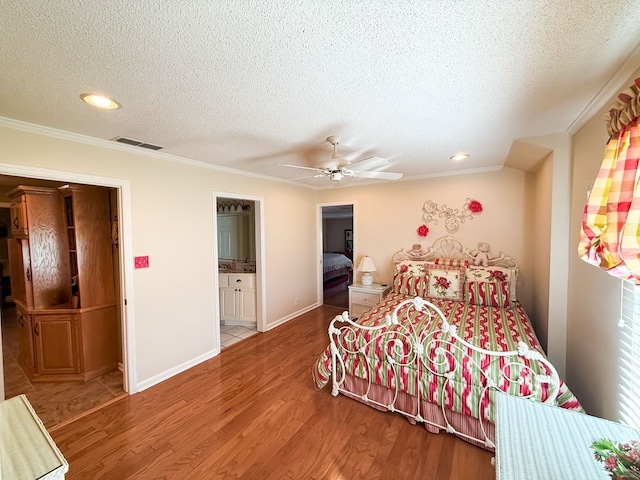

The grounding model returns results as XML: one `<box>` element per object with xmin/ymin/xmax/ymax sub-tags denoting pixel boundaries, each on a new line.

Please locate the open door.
<box><xmin>320</xmin><ymin>204</ymin><xmax>354</xmax><ymax>309</ymax></box>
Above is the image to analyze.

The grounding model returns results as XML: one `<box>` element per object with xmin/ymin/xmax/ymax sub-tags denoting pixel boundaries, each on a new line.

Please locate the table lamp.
<box><xmin>358</xmin><ymin>256</ymin><xmax>377</xmax><ymax>286</ymax></box>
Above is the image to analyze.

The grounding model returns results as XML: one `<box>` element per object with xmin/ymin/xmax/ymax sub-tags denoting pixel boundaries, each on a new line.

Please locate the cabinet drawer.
<box><xmin>351</xmin><ymin>303</ymin><xmax>372</xmax><ymax>319</ymax></box>
<box><xmin>351</xmin><ymin>290</ymin><xmax>379</xmax><ymax>306</ymax></box>
<box><xmin>228</xmin><ymin>274</ymin><xmax>255</xmax><ymax>288</ymax></box>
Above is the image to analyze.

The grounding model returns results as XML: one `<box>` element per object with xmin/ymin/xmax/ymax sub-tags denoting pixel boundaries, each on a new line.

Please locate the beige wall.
<box><xmin>530</xmin><ymin>155</ymin><xmax>553</xmax><ymax>351</ymax></box>
<box><xmin>0</xmin><ymin>124</ymin><xmax>319</xmax><ymax>390</ymax></box>
<box><xmin>317</xmin><ymin>167</ymin><xmax>534</xmax><ymax>310</ymax></box>
<box><xmin>515</xmin><ymin>133</ymin><xmax>572</xmax><ymax>375</ymax></box>
<box><xmin>567</xmin><ymin>84</ymin><xmax>631</xmax><ymax>419</ymax></box>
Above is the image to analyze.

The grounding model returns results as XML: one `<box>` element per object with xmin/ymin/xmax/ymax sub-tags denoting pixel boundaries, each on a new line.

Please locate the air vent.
<box><xmin>111</xmin><ymin>136</ymin><xmax>163</xmax><ymax>150</ymax></box>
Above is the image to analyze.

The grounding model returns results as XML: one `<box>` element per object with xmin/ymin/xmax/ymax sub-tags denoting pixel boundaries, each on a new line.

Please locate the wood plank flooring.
<box><xmin>50</xmin><ymin>305</ymin><xmax>495</xmax><ymax>479</ymax></box>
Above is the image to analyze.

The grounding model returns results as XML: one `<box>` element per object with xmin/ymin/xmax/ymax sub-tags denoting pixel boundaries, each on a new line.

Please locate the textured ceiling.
<box><xmin>1</xmin><ymin>1</ymin><xmax>640</xmax><ymax>188</ymax></box>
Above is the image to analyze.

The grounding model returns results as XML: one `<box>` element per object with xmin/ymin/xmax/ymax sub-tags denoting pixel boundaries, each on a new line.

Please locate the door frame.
<box><xmin>317</xmin><ymin>202</ymin><xmax>355</xmax><ymax>304</ymax></box>
<box><xmin>212</xmin><ymin>191</ymin><xmax>266</xmax><ymax>345</ymax></box>
<box><xmin>0</xmin><ymin>162</ymin><xmax>136</xmax><ymax>398</ymax></box>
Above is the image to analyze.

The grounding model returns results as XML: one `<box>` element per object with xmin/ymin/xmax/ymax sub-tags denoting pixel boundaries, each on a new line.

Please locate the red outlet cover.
<box><xmin>134</xmin><ymin>256</ymin><xmax>149</xmax><ymax>269</ymax></box>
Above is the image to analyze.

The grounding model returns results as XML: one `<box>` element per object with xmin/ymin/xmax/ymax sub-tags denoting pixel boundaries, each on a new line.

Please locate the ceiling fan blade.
<box><xmin>278</xmin><ymin>164</ymin><xmax>325</xmax><ymax>173</ymax></box>
<box><xmin>289</xmin><ymin>174</ymin><xmax>325</xmax><ymax>180</ymax></box>
<box><xmin>352</xmin><ymin>170</ymin><xmax>403</xmax><ymax>180</ymax></box>
<box><xmin>345</xmin><ymin>156</ymin><xmax>389</xmax><ymax>171</ymax></box>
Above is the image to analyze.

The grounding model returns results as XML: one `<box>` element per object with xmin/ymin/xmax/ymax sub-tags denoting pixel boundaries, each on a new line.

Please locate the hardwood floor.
<box><xmin>323</xmin><ymin>287</ymin><xmax>349</xmax><ymax>309</ymax></box>
<box><xmin>50</xmin><ymin>305</ymin><xmax>495</xmax><ymax>479</ymax></box>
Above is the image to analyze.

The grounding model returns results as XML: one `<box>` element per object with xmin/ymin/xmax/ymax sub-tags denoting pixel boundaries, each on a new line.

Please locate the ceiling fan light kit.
<box><xmin>279</xmin><ymin>135</ymin><xmax>403</xmax><ymax>185</ymax></box>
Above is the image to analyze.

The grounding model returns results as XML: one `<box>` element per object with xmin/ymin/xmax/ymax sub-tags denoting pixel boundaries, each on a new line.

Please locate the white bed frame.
<box><xmin>328</xmin><ymin>236</ymin><xmax>560</xmax><ymax>449</ymax></box>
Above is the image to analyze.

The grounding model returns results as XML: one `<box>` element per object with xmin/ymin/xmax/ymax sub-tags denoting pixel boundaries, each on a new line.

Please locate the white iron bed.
<box><xmin>313</xmin><ymin>236</ymin><xmax>581</xmax><ymax>450</ymax></box>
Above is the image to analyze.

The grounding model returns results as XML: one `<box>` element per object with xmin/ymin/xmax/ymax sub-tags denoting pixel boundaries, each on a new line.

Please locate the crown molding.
<box><xmin>567</xmin><ymin>41</ymin><xmax>640</xmax><ymax>135</ymax></box>
<box><xmin>0</xmin><ymin>116</ymin><xmax>317</xmax><ymax>189</ymax></box>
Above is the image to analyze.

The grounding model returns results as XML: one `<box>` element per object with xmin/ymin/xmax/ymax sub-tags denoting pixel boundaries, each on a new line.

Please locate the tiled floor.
<box><xmin>2</xmin><ymin>303</ymin><xmax>126</xmax><ymax>429</ymax></box>
<box><xmin>220</xmin><ymin>324</ymin><xmax>258</xmax><ymax>349</ymax></box>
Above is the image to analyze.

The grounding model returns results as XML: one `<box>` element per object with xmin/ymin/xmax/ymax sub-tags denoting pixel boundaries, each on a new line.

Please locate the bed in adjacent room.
<box><xmin>322</xmin><ymin>252</ymin><xmax>353</xmax><ymax>297</ymax></box>
<box><xmin>313</xmin><ymin>236</ymin><xmax>581</xmax><ymax>450</ymax></box>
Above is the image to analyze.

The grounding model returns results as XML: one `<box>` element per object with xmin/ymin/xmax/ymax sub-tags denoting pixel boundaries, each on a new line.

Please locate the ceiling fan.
<box><xmin>279</xmin><ymin>136</ymin><xmax>403</xmax><ymax>183</ymax></box>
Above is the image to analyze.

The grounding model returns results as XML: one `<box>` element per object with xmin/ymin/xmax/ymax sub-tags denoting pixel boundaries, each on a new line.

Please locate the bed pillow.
<box><xmin>424</xmin><ymin>264</ymin><xmax>464</xmax><ymax>301</ymax></box>
<box><xmin>392</xmin><ymin>272</ymin><xmax>428</xmax><ymax>297</ymax></box>
<box><xmin>466</xmin><ymin>266</ymin><xmax>517</xmax><ymax>301</ymax></box>
<box><xmin>395</xmin><ymin>260</ymin><xmax>430</xmax><ymax>276</ymax></box>
<box><xmin>433</xmin><ymin>258</ymin><xmax>470</xmax><ymax>268</ymax></box>
<box><xmin>465</xmin><ymin>280</ymin><xmax>510</xmax><ymax>308</ymax></box>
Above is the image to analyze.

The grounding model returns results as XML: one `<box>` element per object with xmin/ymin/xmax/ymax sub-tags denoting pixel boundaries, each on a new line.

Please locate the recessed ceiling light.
<box><xmin>80</xmin><ymin>93</ymin><xmax>120</xmax><ymax>109</ymax></box>
<box><xmin>450</xmin><ymin>153</ymin><xmax>469</xmax><ymax>161</ymax></box>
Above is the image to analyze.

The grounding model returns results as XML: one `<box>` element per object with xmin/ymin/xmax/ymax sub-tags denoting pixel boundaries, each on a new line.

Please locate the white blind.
<box><xmin>618</xmin><ymin>280</ymin><xmax>640</xmax><ymax>429</ymax></box>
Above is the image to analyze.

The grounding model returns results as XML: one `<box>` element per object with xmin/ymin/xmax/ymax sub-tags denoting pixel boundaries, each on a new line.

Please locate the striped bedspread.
<box><xmin>313</xmin><ymin>293</ymin><xmax>582</xmax><ymax>423</ymax></box>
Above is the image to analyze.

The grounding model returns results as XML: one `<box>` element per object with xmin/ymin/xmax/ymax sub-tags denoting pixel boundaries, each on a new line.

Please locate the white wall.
<box><xmin>0</xmin><ymin>123</ymin><xmax>319</xmax><ymax>391</ymax></box>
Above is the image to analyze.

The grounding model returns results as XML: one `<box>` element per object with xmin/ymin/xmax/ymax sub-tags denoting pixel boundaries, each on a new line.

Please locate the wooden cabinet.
<box><xmin>7</xmin><ymin>184</ymin><xmax>118</xmax><ymax>382</ymax></box>
<box><xmin>219</xmin><ymin>273</ymin><xmax>256</xmax><ymax>325</ymax></box>
<box><xmin>16</xmin><ymin>305</ymin><xmax>35</xmax><ymax>373</ymax></box>
<box><xmin>348</xmin><ymin>283</ymin><xmax>391</xmax><ymax>319</ymax></box>
<box><xmin>33</xmin><ymin>314</ymin><xmax>78</xmax><ymax>375</ymax></box>
<box><xmin>9</xmin><ymin>194</ymin><xmax>27</xmax><ymax>237</ymax></box>
<box><xmin>7</xmin><ymin>186</ymin><xmax>71</xmax><ymax>309</ymax></box>
<box><xmin>60</xmin><ymin>185</ymin><xmax>115</xmax><ymax>308</ymax></box>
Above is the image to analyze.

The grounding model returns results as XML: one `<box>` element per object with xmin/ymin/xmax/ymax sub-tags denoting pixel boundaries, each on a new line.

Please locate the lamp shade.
<box><xmin>358</xmin><ymin>256</ymin><xmax>376</xmax><ymax>286</ymax></box>
<box><xmin>357</xmin><ymin>256</ymin><xmax>377</xmax><ymax>272</ymax></box>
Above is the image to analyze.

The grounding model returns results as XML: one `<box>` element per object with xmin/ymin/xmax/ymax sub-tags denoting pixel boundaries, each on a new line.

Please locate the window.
<box><xmin>618</xmin><ymin>280</ymin><xmax>640</xmax><ymax>429</ymax></box>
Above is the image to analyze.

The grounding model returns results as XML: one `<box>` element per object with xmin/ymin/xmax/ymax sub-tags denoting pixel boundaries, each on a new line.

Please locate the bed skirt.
<box><xmin>342</xmin><ymin>374</ymin><xmax>495</xmax><ymax>451</ymax></box>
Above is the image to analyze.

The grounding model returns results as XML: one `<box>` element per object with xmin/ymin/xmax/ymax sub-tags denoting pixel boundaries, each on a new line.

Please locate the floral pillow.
<box><xmin>424</xmin><ymin>265</ymin><xmax>464</xmax><ymax>301</ymax></box>
<box><xmin>466</xmin><ymin>266</ymin><xmax>517</xmax><ymax>302</ymax></box>
<box><xmin>392</xmin><ymin>272</ymin><xmax>428</xmax><ymax>298</ymax></box>
<box><xmin>395</xmin><ymin>261</ymin><xmax>430</xmax><ymax>276</ymax></box>
<box><xmin>465</xmin><ymin>280</ymin><xmax>510</xmax><ymax>308</ymax></box>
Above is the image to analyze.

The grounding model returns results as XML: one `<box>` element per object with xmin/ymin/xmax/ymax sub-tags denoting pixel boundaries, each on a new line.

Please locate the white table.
<box><xmin>495</xmin><ymin>392</ymin><xmax>639</xmax><ymax>479</ymax></box>
<box><xmin>0</xmin><ymin>394</ymin><xmax>69</xmax><ymax>479</ymax></box>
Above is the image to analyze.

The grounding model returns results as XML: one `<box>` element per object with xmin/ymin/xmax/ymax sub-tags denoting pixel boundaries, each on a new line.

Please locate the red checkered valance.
<box><xmin>578</xmin><ymin>77</ymin><xmax>640</xmax><ymax>284</ymax></box>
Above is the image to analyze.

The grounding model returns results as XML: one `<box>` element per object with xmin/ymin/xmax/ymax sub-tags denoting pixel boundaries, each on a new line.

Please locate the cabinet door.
<box><xmin>16</xmin><ymin>307</ymin><xmax>35</xmax><ymax>373</ymax></box>
<box><xmin>238</xmin><ymin>289</ymin><xmax>256</xmax><ymax>322</ymax></box>
<box><xmin>7</xmin><ymin>239</ymin><xmax>27</xmax><ymax>306</ymax></box>
<box><xmin>9</xmin><ymin>196</ymin><xmax>28</xmax><ymax>237</ymax></box>
<box><xmin>220</xmin><ymin>287</ymin><xmax>238</xmax><ymax>321</ymax></box>
<box><xmin>33</xmin><ymin>314</ymin><xmax>78</xmax><ymax>375</ymax></box>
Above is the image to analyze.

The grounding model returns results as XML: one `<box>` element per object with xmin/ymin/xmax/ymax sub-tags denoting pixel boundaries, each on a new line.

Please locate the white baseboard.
<box><xmin>135</xmin><ymin>303</ymin><xmax>320</xmax><ymax>391</ymax></box>
<box><xmin>135</xmin><ymin>348</ymin><xmax>219</xmax><ymax>392</ymax></box>
<box><xmin>264</xmin><ymin>302</ymin><xmax>320</xmax><ymax>331</ymax></box>
<box><xmin>221</xmin><ymin>320</ymin><xmax>257</xmax><ymax>327</ymax></box>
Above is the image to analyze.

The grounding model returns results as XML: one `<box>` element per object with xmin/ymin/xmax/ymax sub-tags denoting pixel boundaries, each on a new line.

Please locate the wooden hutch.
<box><xmin>7</xmin><ymin>184</ymin><xmax>118</xmax><ymax>382</ymax></box>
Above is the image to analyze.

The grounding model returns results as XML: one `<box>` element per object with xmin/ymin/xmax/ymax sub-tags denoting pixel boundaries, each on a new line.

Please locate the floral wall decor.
<box><xmin>422</xmin><ymin>198</ymin><xmax>483</xmax><ymax>232</ymax></box>
<box><xmin>417</xmin><ymin>224</ymin><xmax>429</xmax><ymax>237</ymax></box>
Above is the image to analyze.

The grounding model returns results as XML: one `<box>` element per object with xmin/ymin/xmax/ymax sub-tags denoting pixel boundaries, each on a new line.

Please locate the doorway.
<box><xmin>320</xmin><ymin>204</ymin><xmax>354</xmax><ymax>309</ymax></box>
<box><xmin>0</xmin><ymin>168</ymin><xmax>133</xmax><ymax>430</ymax></box>
<box><xmin>213</xmin><ymin>192</ymin><xmax>265</xmax><ymax>351</ymax></box>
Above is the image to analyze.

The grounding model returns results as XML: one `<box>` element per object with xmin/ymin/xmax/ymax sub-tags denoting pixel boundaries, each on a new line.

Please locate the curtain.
<box><xmin>578</xmin><ymin>77</ymin><xmax>640</xmax><ymax>284</ymax></box>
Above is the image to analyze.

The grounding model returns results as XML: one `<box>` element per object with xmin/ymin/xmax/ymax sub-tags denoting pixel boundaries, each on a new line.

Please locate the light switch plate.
<box><xmin>134</xmin><ymin>256</ymin><xmax>149</xmax><ymax>269</ymax></box>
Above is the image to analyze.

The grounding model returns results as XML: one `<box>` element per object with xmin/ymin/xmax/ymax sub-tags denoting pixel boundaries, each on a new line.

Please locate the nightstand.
<box><xmin>348</xmin><ymin>283</ymin><xmax>391</xmax><ymax>319</ymax></box>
